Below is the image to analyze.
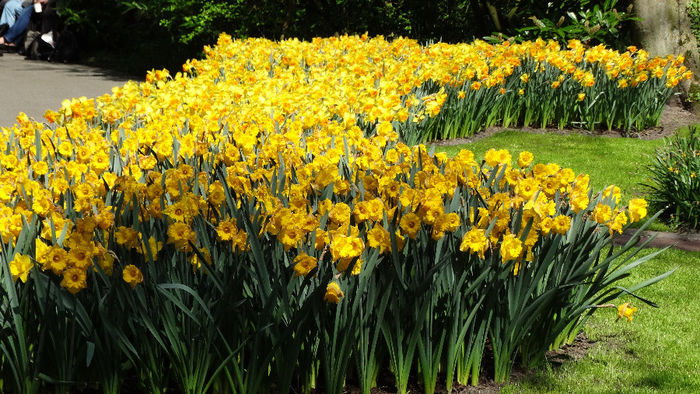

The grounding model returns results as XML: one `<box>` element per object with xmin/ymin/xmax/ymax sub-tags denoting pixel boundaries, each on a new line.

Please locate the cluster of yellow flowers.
<box><xmin>1</xmin><ymin>34</ymin><xmax>655</xmax><ymax>297</ymax></box>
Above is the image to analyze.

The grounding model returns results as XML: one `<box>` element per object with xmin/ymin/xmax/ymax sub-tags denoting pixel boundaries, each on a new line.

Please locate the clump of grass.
<box><xmin>643</xmin><ymin>126</ymin><xmax>700</xmax><ymax>231</ymax></box>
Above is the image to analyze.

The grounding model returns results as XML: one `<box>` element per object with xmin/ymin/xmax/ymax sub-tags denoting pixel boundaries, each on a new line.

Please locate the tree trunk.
<box><xmin>633</xmin><ymin>0</ymin><xmax>700</xmax><ymax>98</ymax></box>
<box><xmin>282</xmin><ymin>0</ymin><xmax>296</xmax><ymax>39</ymax></box>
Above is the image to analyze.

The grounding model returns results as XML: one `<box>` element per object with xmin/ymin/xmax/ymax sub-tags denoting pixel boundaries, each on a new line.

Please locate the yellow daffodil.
<box><xmin>617</xmin><ymin>302</ymin><xmax>638</xmax><ymax>322</ymax></box>
<box><xmin>122</xmin><ymin>264</ymin><xmax>144</xmax><ymax>288</ymax></box>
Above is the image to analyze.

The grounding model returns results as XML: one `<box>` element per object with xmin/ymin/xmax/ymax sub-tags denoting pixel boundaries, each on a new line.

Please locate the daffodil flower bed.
<box><xmin>0</xmin><ymin>34</ymin><xmax>679</xmax><ymax>394</ymax></box>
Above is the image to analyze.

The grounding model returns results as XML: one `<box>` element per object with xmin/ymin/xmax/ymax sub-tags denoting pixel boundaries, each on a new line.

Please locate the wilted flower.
<box><xmin>293</xmin><ymin>252</ymin><xmax>318</xmax><ymax>277</ymax></box>
<box><xmin>324</xmin><ymin>281</ymin><xmax>344</xmax><ymax>304</ymax></box>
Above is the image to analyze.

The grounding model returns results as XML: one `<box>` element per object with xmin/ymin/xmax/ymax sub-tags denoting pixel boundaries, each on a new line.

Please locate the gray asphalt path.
<box><xmin>0</xmin><ymin>52</ymin><xmax>135</xmax><ymax>128</ymax></box>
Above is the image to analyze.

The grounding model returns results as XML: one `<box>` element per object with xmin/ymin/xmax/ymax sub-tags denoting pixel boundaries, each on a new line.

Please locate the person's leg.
<box><xmin>1</xmin><ymin>2</ymin><xmax>31</xmax><ymax>44</ymax></box>
<box><xmin>0</xmin><ymin>0</ymin><xmax>23</xmax><ymax>27</ymax></box>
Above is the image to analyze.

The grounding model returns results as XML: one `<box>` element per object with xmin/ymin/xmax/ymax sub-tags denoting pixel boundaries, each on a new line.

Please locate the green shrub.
<box><xmin>57</xmin><ymin>1</ymin><xmax>637</xmax><ymax>75</ymax></box>
<box><xmin>499</xmin><ymin>0</ymin><xmax>637</xmax><ymax>49</ymax></box>
<box><xmin>644</xmin><ymin>127</ymin><xmax>700</xmax><ymax>230</ymax></box>
<box><xmin>688</xmin><ymin>0</ymin><xmax>700</xmax><ymax>50</ymax></box>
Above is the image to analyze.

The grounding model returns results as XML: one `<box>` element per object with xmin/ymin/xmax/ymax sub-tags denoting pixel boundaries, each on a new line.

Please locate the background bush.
<box><xmin>688</xmin><ymin>0</ymin><xmax>700</xmax><ymax>49</ymax></box>
<box><xmin>56</xmin><ymin>0</ymin><xmax>636</xmax><ymax>75</ymax></box>
<box><xmin>644</xmin><ymin>126</ymin><xmax>700</xmax><ymax>230</ymax></box>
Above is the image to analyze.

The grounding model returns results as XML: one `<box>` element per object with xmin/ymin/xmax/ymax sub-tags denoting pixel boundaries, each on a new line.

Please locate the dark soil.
<box><xmin>432</xmin><ymin>96</ymin><xmax>700</xmax><ymax>147</ymax></box>
<box><xmin>333</xmin><ymin>334</ymin><xmax>596</xmax><ymax>393</ymax></box>
<box><xmin>614</xmin><ymin>228</ymin><xmax>700</xmax><ymax>252</ymax></box>
<box><xmin>543</xmin><ymin>333</ymin><xmax>595</xmax><ymax>367</ymax></box>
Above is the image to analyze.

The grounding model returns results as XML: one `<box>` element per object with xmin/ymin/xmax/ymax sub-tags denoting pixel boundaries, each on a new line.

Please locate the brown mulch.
<box><xmin>432</xmin><ymin>96</ymin><xmax>700</xmax><ymax>147</ymax></box>
<box><xmin>614</xmin><ymin>228</ymin><xmax>700</xmax><ymax>252</ymax></box>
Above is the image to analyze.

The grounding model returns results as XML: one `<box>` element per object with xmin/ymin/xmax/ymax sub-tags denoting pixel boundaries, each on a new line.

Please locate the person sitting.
<box><xmin>22</xmin><ymin>0</ymin><xmax>59</xmax><ymax>60</ymax></box>
<box><xmin>0</xmin><ymin>0</ymin><xmax>47</xmax><ymax>49</ymax></box>
<box><xmin>0</xmin><ymin>0</ymin><xmax>29</xmax><ymax>28</ymax></box>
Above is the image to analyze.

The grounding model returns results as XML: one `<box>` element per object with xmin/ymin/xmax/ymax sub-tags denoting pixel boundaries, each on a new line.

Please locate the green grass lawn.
<box><xmin>435</xmin><ymin>130</ymin><xmax>700</xmax><ymax>392</ymax></box>
<box><xmin>502</xmin><ymin>248</ymin><xmax>700</xmax><ymax>393</ymax></box>
<box><xmin>435</xmin><ymin>130</ymin><xmax>670</xmax><ymax>231</ymax></box>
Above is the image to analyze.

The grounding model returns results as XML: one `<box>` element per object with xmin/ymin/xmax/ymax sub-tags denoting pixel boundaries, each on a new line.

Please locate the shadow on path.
<box><xmin>0</xmin><ymin>53</ymin><xmax>137</xmax><ymax>127</ymax></box>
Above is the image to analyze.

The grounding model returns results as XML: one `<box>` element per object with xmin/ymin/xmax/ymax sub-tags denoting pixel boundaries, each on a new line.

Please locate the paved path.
<box><xmin>0</xmin><ymin>53</ymin><xmax>135</xmax><ymax>128</ymax></box>
<box><xmin>615</xmin><ymin>229</ymin><xmax>700</xmax><ymax>252</ymax></box>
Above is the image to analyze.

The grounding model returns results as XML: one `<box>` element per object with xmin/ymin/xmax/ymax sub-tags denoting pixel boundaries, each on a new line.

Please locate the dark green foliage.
<box><xmin>56</xmin><ymin>0</ymin><xmax>479</xmax><ymax>74</ymax></box>
<box><xmin>56</xmin><ymin>0</ymin><xmax>195</xmax><ymax>75</ymax></box>
<box><xmin>56</xmin><ymin>1</ymin><xmax>637</xmax><ymax>76</ymax></box>
<box><xmin>486</xmin><ymin>0</ymin><xmax>636</xmax><ymax>49</ymax></box>
<box><xmin>688</xmin><ymin>0</ymin><xmax>700</xmax><ymax>44</ymax></box>
<box><xmin>643</xmin><ymin>126</ymin><xmax>700</xmax><ymax>230</ymax></box>
<box><xmin>688</xmin><ymin>0</ymin><xmax>700</xmax><ymax>66</ymax></box>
